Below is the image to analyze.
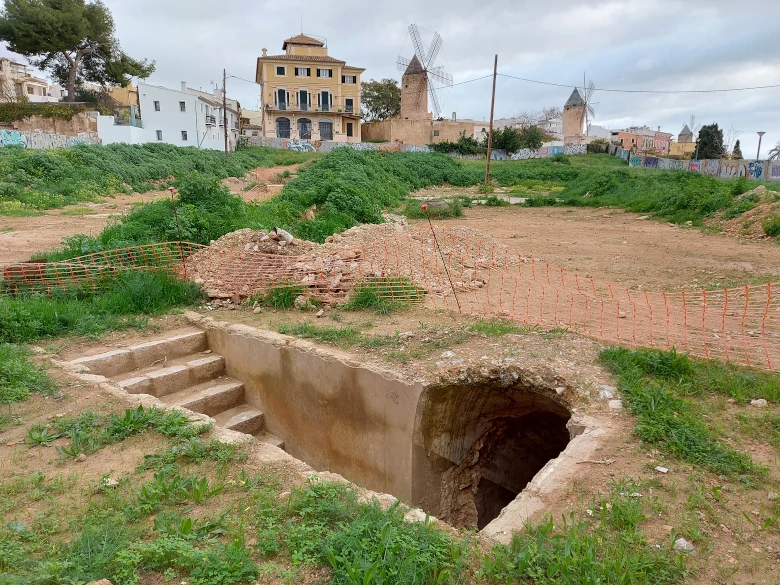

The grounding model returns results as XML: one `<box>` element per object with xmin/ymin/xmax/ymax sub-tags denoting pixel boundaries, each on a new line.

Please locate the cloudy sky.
<box><xmin>2</xmin><ymin>0</ymin><xmax>778</xmax><ymax>156</ymax></box>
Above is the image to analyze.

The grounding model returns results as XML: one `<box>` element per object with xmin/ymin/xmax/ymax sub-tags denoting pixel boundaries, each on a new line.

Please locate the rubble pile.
<box><xmin>184</xmin><ymin>217</ymin><xmax>513</xmax><ymax>305</ymax></box>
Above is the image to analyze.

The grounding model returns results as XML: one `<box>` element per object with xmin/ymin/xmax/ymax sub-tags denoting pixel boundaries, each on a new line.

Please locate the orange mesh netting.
<box><xmin>3</xmin><ymin>227</ymin><xmax>778</xmax><ymax>371</ymax></box>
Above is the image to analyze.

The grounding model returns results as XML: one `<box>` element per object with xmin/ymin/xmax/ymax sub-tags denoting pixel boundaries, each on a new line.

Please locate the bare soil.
<box><xmin>0</xmin><ymin>191</ymin><xmax>168</xmax><ymax>265</ymax></box>
<box><xmin>419</xmin><ymin>205</ymin><xmax>780</xmax><ymax>291</ymax></box>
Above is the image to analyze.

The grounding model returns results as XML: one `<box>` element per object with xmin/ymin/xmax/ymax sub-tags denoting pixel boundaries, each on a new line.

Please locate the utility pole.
<box><xmin>484</xmin><ymin>54</ymin><xmax>498</xmax><ymax>184</ymax></box>
<box><xmin>223</xmin><ymin>68</ymin><xmax>229</xmax><ymax>159</ymax></box>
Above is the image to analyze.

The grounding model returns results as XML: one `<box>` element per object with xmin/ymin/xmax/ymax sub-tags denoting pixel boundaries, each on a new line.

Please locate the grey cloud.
<box><xmin>0</xmin><ymin>0</ymin><xmax>777</xmax><ymax>153</ymax></box>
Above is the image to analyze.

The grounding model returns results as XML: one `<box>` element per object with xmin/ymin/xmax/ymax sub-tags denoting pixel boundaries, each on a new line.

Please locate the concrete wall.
<box><xmin>204</xmin><ymin>326</ymin><xmax>424</xmax><ymax>501</ymax></box>
<box><xmin>360</xmin><ymin>118</ymin><xmax>479</xmax><ymax>146</ymax></box>
<box><xmin>9</xmin><ymin>112</ymin><xmax>97</xmax><ymax>135</ymax></box>
<box><xmin>0</xmin><ymin>128</ymin><xmax>99</xmax><ymax>149</ymax></box>
<box><xmin>626</xmin><ymin>153</ymin><xmax>780</xmax><ymax>181</ymax></box>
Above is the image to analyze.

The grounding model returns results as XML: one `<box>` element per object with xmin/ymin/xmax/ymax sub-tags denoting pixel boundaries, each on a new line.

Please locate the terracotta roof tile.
<box><xmin>261</xmin><ymin>54</ymin><xmax>346</xmax><ymax>64</ymax></box>
<box><xmin>282</xmin><ymin>34</ymin><xmax>325</xmax><ymax>49</ymax></box>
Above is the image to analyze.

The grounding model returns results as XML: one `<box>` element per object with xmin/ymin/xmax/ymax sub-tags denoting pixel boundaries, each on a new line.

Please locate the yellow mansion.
<box><xmin>255</xmin><ymin>34</ymin><xmax>364</xmax><ymax>142</ymax></box>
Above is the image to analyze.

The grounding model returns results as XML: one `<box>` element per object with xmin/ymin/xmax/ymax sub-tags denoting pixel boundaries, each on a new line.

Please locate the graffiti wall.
<box><xmin>0</xmin><ymin>129</ymin><xmax>100</xmax><ymax>149</ymax></box>
<box><xmin>621</xmin><ymin>153</ymin><xmax>778</xmax><ymax>182</ymax></box>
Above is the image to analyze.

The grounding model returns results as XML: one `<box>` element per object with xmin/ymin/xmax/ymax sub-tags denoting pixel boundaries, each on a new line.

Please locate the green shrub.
<box><xmin>252</xmin><ymin>283</ymin><xmax>304</xmax><ymax>309</ymax></box>
<box><xmin>763</xmin><ymin>213</ymin><xmax>780</xmax><ymax>237</ymax></box>
<box><xmin>402</xmin><ymin>197</ymin><xmax>463</xmax><ymax>219</ymax></box>
<box><xmin>0</xmin><ymin>270</ymin><xmax>201</xmax><ymax>343</ymax></box>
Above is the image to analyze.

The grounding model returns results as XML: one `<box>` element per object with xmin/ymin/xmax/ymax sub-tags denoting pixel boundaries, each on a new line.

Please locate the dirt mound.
<box><xmin>712</xmin><ymin>186</ymin><xmax>780</xmax><ymax>239</ymax></box>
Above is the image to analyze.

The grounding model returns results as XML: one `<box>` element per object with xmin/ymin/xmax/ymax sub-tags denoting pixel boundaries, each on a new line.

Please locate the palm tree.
<box><xmin>769</xmin><ymin>141</ymin><xmax>780</xmax><ymax>161</ymax></box>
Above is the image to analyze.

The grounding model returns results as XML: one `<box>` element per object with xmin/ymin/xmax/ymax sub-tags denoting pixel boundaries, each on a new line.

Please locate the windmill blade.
<box><xmin>584</xmin><ymin>80</ymin><xmax>595</xmax><ymax>101</ymax></box>
<box><xmin>426</xmin><ymin>32</ymin><xmax>443</xmax><ymax>68</ymax></box>
<box><xmin>428</xmin><ymin>66</ymin><xmax>453</xmax><ymax>87</ymax></box>
<box><xmin>587</xmin><ymin>104</ymin><xmax>596</xmax><ymax>119</ymax></box>
<box><xmin>408</xmin><ymin>24</ymin><xmax>427</xmax><ymax>66</ymax></box>
<box><xmin>429</xmin><ymin>85</ymin><xmax>441</xmax><ymax>119</ymax></box>
<box><xmin>397</xmin><ymin>55</ymin><xmax>411</xmax><ymax>73</ymax></box>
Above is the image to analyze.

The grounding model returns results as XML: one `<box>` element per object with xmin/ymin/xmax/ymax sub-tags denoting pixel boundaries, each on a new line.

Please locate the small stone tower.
<box><xmin>562</xmin><ymin>89</ymin><xmax>586</xmax><ymax>140</ymax></box>
<box><xmin>400</xmin><ymin>56</ymin><xmax>429</xmax><ymax>120</ymax></box>
<box><xmin>678</xmin><ymin>124</ymin><xmax>693</xmax><ymax>143</ymax></box>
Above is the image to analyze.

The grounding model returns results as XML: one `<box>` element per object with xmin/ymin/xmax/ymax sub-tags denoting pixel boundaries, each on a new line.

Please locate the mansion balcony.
<box><xmin>264</xmin><ymin>102</ymin><xmax>361</xmax><ymax>117</ymax></box>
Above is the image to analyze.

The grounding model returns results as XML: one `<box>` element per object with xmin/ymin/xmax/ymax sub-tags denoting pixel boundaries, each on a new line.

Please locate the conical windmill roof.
<box><xmin>565</xmin><ymin>88</ymin><xmax>585</xmax><ymax>107</ymax></box>
<box><xmin>404</xmin><ymin>55</ymin><xmax>425</xmax><ymax>75</ymax></box>
<box><xmin>680</xmin><ymin>124</ymin><xmax>692</xmax><ymax>134</ymax></box>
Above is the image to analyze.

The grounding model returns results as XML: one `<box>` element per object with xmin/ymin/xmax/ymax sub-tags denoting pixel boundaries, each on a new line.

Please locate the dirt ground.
<box><xmin>420</xmin><ymin>205</ymin><xmax>780</xmax><ymax>291</ymax></box>
<box><xmin>0</xmin><ymin>191</ymin><xmax>168</xmax><ymax>265</ymax></box>
<box><xmin>0</xmin><ymin>164</ymin><xmax>305</xmax><ymax>266</ymax></box>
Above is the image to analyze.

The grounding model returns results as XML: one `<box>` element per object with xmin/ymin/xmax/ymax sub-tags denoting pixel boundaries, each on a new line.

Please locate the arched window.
<box><xmin>319</xmin><ymin>119</ymin><xmax>333</xmax><ymax>141</ymax></box>
<box><xmin>298</xmin><ymin>118</ymin><xmax>312</xmax><ymax>140</ymax></box>
<box><xmin>276</xmin><ymin>117</ymin><xmax>290</xmax><ymax>138</ymax></box>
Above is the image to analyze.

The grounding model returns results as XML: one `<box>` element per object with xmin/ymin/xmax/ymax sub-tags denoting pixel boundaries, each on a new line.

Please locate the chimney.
<box><xmin>262</xmin><ymin>48</ymin><xmax>267</xmax><ymax>57</ymax></box>
<box><xmin>181</xmin><ymin>81</ymin><xmax>186</xmax><ymax>92</ymax></box>
<box><xmin>452</xmin><ymin>112</ymin><xmax>457</xmax><ymax>121</ymax></box>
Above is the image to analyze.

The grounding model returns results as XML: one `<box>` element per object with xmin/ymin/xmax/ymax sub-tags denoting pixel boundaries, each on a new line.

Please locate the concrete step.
<box><xmin>159</xmin><ymin>377</ymin><xmax>245</xmax><ymax>417</ymax></box>
<box><xmin>257</xmin><ymin>431</ymin><xmax>285</xmax><ymax>450</ymax></box>
<box><xmin>213</xmin><ymin>405</ymin><xmax>265</xmax><ymax>435</ymax></box>
<box><xmin>114</xmin><ymin>353</ymin><xmax>225</xmax><ymax>398</ymax></box>
<box><xmin>69</xmin><ymin>329</ymin><xmax>207</xmax><ymax>377</ymax></box>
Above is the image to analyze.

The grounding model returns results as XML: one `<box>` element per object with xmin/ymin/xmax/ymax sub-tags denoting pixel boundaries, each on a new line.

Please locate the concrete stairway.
<box><xmin>68</xmin><ymin>329</ymin><xmax>284</xmax><ymax>448</ymax></box>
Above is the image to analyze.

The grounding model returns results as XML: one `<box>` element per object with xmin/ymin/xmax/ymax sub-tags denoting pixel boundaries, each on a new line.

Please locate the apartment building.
<box><xmin>255</xmin><ymin>34</ymin><xmax>365</xmax><ymax>142</ymax></box>
<box><xmin>97</xmin><ymin>82</ymin><xmax>240</xmax><ymax>150</ymax></box>
<box><xmin>0</xmin><ymin>58</ymin><xmax>56</xmax><ymax>103</ymax></box>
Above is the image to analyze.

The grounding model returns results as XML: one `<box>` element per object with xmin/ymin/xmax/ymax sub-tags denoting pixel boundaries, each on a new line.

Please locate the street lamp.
<box><xmin>757</xmin><ymin>131</ymin><xmax>766</xmax><ymax>160</ymax></box>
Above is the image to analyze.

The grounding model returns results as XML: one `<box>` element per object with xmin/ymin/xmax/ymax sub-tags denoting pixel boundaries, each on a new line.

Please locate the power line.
<box><xmin>497</xmin><ymin>73</ymin><xmax>780</xmax><ymax>94</ymax></box>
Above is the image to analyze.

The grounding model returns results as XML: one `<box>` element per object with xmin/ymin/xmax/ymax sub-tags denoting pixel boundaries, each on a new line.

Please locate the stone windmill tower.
<box><xmin>562</xmin><ymin>88</ymin><xmax>586</xmax><ymax>140</ymax></box>
<box><xmin>396</xmin><ymin>24</ymin><xmax>453</xmax><ymax>120</ymax></box>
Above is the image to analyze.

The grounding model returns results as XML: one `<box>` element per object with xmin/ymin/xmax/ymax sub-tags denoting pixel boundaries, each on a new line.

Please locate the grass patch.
<box><xmin>467</xmin><ymin>318</ymin><xmax>524</xmax><ymax>336</ymax></box>
<box><xmin>59</xmin><ymin>206</ymin><xmax>98</xmax><ymax>216</ymax></box>
<box><xmin>0</xmin><ymin>343</ymin><xmax>57</xmax><ymax>405</ymax></box>
<box><xmin>482</xmin><ymin>481</ymin><xmax>688</xmax><ymax>584</ymax></box>
<box><xmin>401</xmin><ymin>197</ymin><xmax>463</xmax><ymax>219</ymax></box>
<box><xmin>278</xmin><ymin>322</ymin><xmax>361</xmax><ymax>346</ymax></box>
<box><xmin>342</xmin><ymin>277</ymin><xmax>425</xmax><ymax>314</ymax></box>
<box><xmin>251</xmin><ymin>283</ymin><xmax>305</xmax><ymax>310</ymax></box>
<box><xmin>735</xmin><ymin>412</ymin><xmax>780</xmax><ymax>449</ymax></box>
<box><xmin>0</xmin><ymin>143</ymin><xmax>318</xmax><ymax>212</ymax></box>
<box><xmin>600</xmin><ymin>347</ymin><xmax>764</xmax><ymax>476</ymax></box>
<box><xmin>0</xmin><ymin>270</ymin><xmax>201</xmax><ymax>344</ymax></box>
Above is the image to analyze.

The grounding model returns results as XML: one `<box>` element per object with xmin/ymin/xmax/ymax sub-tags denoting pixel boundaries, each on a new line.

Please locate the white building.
<box><xmin>97</xmin><ymin>82</ymin><xmax>240</xmax><ymax>150</ymax></box>
<box><xmin>0</xmin><ymin>58</ymin><xmax>57</xmax><ymax>103</ymax></box>
<box><xmin>586</xmin><ymin>124</ymin><xmax>611</xmax><ymax>139</ymax></box>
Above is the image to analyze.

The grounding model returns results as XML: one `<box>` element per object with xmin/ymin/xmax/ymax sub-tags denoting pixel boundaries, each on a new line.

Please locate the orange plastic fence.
<box><xmin>3</xmin><ymin>230</ymin><xmax>778</xmax><ymax>371</ymax></box>
<box><xmin>0</xmin><ymin>242</ymin><xmax>205</xmax><ymax>295</ymax></box>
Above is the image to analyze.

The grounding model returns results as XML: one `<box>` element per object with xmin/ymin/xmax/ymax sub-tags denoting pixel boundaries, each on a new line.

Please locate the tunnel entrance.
<box><xmin>412</xmin><ymin>380</ymin><xmax>572</xmax><ymax>529</ymax></box>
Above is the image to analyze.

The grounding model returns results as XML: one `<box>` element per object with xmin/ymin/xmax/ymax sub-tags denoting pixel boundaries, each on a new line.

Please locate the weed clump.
<box><xmin>763</xmin><ymin>213</ymin><xmax>780</xmax><ymax>237</ymax></box>
<box><xmin>343</xmin><ymin>277</ymin><xmax>425</xmax><ymax>313</ymax></box>
<box><xmin>0</xmin><ymin>344</ymin><xmax>57</xmax><ymax>405</ymax></box>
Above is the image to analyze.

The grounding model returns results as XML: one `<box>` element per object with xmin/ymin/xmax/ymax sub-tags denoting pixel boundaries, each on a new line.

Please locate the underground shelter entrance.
<box><xmin>69</xmin><ymin>320</ymin><xmax>575</xmax><ymax>532</ymax></box>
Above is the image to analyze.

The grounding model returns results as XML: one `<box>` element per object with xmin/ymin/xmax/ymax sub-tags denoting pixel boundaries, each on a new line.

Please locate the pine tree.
<box><xmin>732</xmin><ymin>139</ymin><xmax>743</xmax><ymax>159</ymax></box>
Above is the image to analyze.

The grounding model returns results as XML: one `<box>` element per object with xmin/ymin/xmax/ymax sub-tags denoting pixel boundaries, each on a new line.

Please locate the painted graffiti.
<box><xmin>699</xmin><ymin>159</ymin><xmax>719</xmax><ymax>176</ymax></box>
<box><xmin>644</xmin><ymin>156</ymin><xmax>659</xmax><ymax>169</ymax></box>
<box><xmin>404</xmin><ymin>144</ymin><xmax>432</xmax><ymax>153</ymax></box>
<box><xmin>563</xmin><ymin>144</ymin><xmax>587</xmax><ymax>155</ymax></box>
<box><xmin>688</xmin><ymin>161</ymin><xmax>700</xmax><ymax>173</ymax></box>
<box><xmin>0</xmin><ymin>130</ymin><xmax>99</xmax><ymax>150</ymax></box>
<box><xmin>748</xmin><ymin>161</ymin><xmax>763</xmax><ymax>180</ymax></box>
<box><xmin>771</xmin><ymin>163</ymin><xmax>780</xmax><ymax>179</ymax></box>
<box><xmin>629</xmin><ymin>156</ymin><xmax>643</xmax><ymax>167</ymax></box>
<box><xmin>491</xmin><ymin>149</ymin><xmax>508</xmax><ymax>161</ymax></box>
<box><xmin>287</xmin><ymin>139</ymin><xmax>317</xmax><ymax>152</ymax></box>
